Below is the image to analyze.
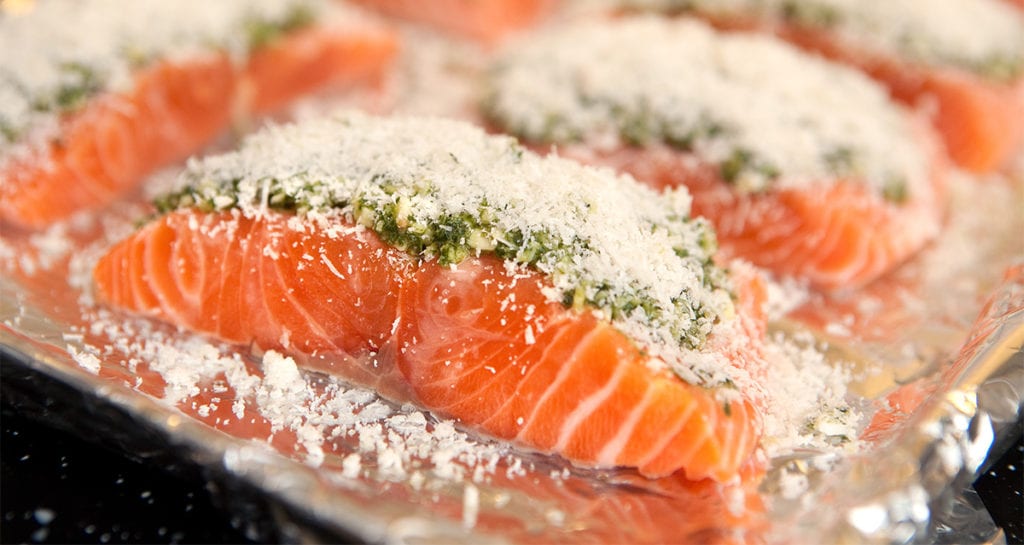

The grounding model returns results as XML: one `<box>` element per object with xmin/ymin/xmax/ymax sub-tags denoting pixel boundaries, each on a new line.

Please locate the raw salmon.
<box><xmin>2</xmin><ymin>54</ymin><xmax>236</xmax><ymax>230</ymax></box>
<box><xmin>773</xmin><ymin>23</ymin><xmax>1024</xmax><ymax>173</ymax></box>
<box><xmin>91</xmin><ymin>210</ymin><xmax>412</xmax><ymax>396</ymax></box>
<box><xmin>396</xmin><ymin>249</ymin><xmax>767</xmax><ymax>481</ymax></box>
<box><xmin>485</xmin><ymin>17</ymin><xmax>948</xmax><ymax>291</ymax></box>
<box><xmin>351</xmin><ymin>0</ymin><xmax>553</xmax><ymax>43</ymax></box>
<box><xmin>622</xmin><ymin>1</ymin><xmax>1024</xmax><ymax>172</ymax></box>
<box><xmin>566</xmin><ymin>144</ymin><xmax>947</xmax><ymax>291</ymax></box>
<box><xmin>242</xmin><ymin>24</ymin><xmax>397</xmax><ymax>115</ymax></box>
<box><xmin>0</xmin><ymin>16</ymin><xmax>396</xmax><ymax>230</ymax></box>
<box><xmin>93</xmin><ymin>111</ymin><xmax>774</xmax><ymax>481</ymax></box>
<box><xmin>93</xmin><ymin>208</ymin><xmax>768</xmax><ymax>482</ymax></box>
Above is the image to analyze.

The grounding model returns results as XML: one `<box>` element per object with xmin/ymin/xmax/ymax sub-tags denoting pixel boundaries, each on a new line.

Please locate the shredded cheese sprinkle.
<box><xmin>0</xmin><ymin>0</ymin><xmax>366</xmax><ymax>163</ymax></box>
<box><xmin>619</xmin><ymin>0</ymin><xmax>1024</xmax><ymax>80</ymax></box>
<box><xmin>161</xmin><ymin>111</ymin><xmax>739</xmax><ymax>388</ymax></box>
<box><xmin>485</xmin><ymin>16</ymin><xmax>931</xmax><ymax>198</ymax></box>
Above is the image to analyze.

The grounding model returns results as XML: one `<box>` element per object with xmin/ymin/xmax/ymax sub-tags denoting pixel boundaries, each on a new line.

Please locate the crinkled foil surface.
<box><xmin>2</xmin><ymin>11</ymin><xmax>1024</xmax><ymax>545</ymax></box>
<box><xmin>3</xmin><ymin>160</ymin><xmax>1021</xmax><ymax>545</ymax></box>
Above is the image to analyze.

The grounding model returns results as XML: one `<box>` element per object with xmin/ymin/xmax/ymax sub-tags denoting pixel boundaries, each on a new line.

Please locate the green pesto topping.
<box><xmin>245</xmin><ymin>4</ymin><xmax>316</xmax><ymax>51</ymax></box>
<box><xmin>822</xmin><ymin>146</ymin><xmax>855</xmax><ymax>172</ymax></box>
<box><xmin>482</xmin><ymin>95</ymin><xmax>730</xmax><ymax>152</ymax></box>
<box><xmin>778</xmin><ymin>0</ymin><xmax>842</xmax><ymax>28</ymax></box>
<box><xmin>481</xmin><ymin>93</ymin><xmax>808</xmax><ymax>197</ymax></box>
<box><xmin>158</xmin><ymin>172</ymin><xmax>728</xmax><ymax>352</ymax></box>
<box><xmin>719</xmin><ymin>148</ymin><xmax>781</xmax><ymax>188</ymax></box>
<box><xmin>622</xmin><ymin>0</ymin><xmax>1024</xmax><ymax>83</ymax></box>
<box><xmin>881</xmin><ymin>177</ymin><xmax>909</xmax><ymax>204</ymax></box>
<box><xmin>952</xmin><ymin>52</ymin><xmax>1023</xmax><ymax>83</ymax></box>
<box><xmin>0</xmin><ymin>122</ymin><xmax>16</xmax><ymax>143</ymax></box>
<box><xmin>153</xmin><ymin>114</ymin><xmax>736</xmax><ymax>358</ymax></box>
<box><xmin>982</xmin><ymin>54</ymin><xmax>1024</xmax><ymax>82</ymax></box>
<box><xmin>484</xmin><ymin>18</ymin><xmax>928</xmax><ymax>203</ymax></box>
<box><xmin>34</xmin><ymin>63</ymin><xmax>103</xmax><ymax>114</ymax></box>
<box><xmin>0</xmin><ymin>0</ymin><xmax>330</xmax><ymax>148</ymax></box>
<box><xmin>627</xmin><ymin>0</ymin><xmax>839</xmax><ymax>26</ymax></box>
<box><xmin>802</xmin><ymin>405</ymin><xmax>855</xmax><ymax>445</ymax></box>
<box><xmin>353</xmin><ymin>187</ymin><xmax>727</xmax><ymax>350</ymax></box>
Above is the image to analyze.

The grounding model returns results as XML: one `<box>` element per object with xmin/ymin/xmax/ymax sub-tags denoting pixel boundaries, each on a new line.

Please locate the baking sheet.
<box><xmin>3</xmin><ymin>157</ymin><xmax>1022</xmax><ymax>545</ymax></box>
<box><xmin>2</xmin><ymin>11</ymin><xmax>1024</xmax><ymax>545</ymax></box>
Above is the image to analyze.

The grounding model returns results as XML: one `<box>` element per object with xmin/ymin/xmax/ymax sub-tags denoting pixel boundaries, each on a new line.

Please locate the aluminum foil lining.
<box><xmin>768</xmin><ymin>264</ymin><xmax>1023</xmax><ymax>545</ymax></box>
<box><xmin>2</xmin><ymin>11</ymin><xmax>1024</xmax><ymax>545</ymax></box>
<box><xmin>3</xmin><ymin>178</ymin><xmax>1021</xmax><ymax>545</ymax></box>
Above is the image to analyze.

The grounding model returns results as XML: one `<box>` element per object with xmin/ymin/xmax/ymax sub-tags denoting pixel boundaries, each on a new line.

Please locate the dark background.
<box><xmin>1</xmin><ymin>405</ymin><xmax>258</xmax><ymax>545</ymax></box>
<box><xmin>2</xmin><ymin>356</ymin><xmax>1021</xmax><ymax>544</ymax></box>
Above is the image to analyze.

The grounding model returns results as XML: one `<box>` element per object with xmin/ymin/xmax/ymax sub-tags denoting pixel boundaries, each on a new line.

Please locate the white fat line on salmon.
<box><xmin>319</xmin><ymin>253</ymin><xmax>347</xmax><ymax>280</ymax></box>
<box><xmin>514</xmin><ymin>326</ymin><xmax>601</xmax><ymax>440</ymax></box>
<box><xmin>161</xmin><ymin>113</ymin><xmax>740</xmax><ymax>389</ymax></box>
<box><xmin>553</xmin><ymin>358</ymin><xmax>630</xmax><ymax>453</ymax></box>
<box><xmin>635</xmin><ymin>391</ymin><xmax>700</xmax><ymax>467</ymax></box>
<box><xmin>659</xmin><ymin>409</ymin><xmax>717</xmax><ymax>474</ymax></box>
<box><xmin>595</xmin><ymin>381</ymin><xmax>658</xmax><ymax>465</ymax></box>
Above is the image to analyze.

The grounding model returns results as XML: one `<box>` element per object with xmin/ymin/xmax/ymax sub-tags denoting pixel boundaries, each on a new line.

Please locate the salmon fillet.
<box><xmin>94</xmin><ymin>209</ymin><xmax>766</xmax><ymax>481</ymax></box>
<box><xmin>619</xmin><ymin>0</ymin><xmax>1024</xmax><ymax>172</ymax></box>
<box><xmin>563</xmin><ymin>143</ymin><xmax>947</xmax><ymax>291</ymax></box>
<box><xmin>92</xmin><ymin>113</ymin><xmax>771</xmax><ymax>482</ymax></box>
<box><xmin>485</xmin><ymin>17</ymin><xmax>948</xmax><ymax>291</ymax></box>
<box><xmin>352</xmin><ymin>0</ymin><xmax>553</xmax><ymax>44</ymax></box>
<box><xmin>770</xmin><ymin>21</ymin><xmax>1024</xmax><ymax>173</ymax></box>
<box><xmin>0</xmin><ymin>1</ymin><xmax>397</xmax><ymax>229</ymax></box>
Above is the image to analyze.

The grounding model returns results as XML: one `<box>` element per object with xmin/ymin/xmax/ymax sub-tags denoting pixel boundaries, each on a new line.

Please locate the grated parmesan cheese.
<box><xmin>159</xmin><ymin>111</ymin><xmax>742</xmax><ymax>389</ymax></box>
<box><xmin>67</xmin><ymin>345</ymin><xmax>101</xmax><ymax>375</ymax></box>
<box><xmin>462</xmin><ymin>482</ymin><xmax>480</xmax><ymax>528</ymax></box>
<box><xmin>68</xmin><ymin>308</ymin><xmax>524</xmax><ymax>484</ymax></box>
<box><xmin>0</xmin><ymin>0</ymin><xmax>369</xmax><ymax>165</ymax></box>
<box><xmin>761</xmin><ymin>331</ymin><xmax>862</xmax><ymax>456</ymax></box>
<box><xmin>484</xmin><ymin>17</ymin><xmax>931</xmax><ymax>198</ymax></box>
<box><xmin>617</xmin><ymin>0</ymin><xmax>1024</xmax><ymax>81</ymax></box>
<box><xmin>1</xmin><ymin>8</ymin><xmax>1014</xmax><ymax>525</ymax></box>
